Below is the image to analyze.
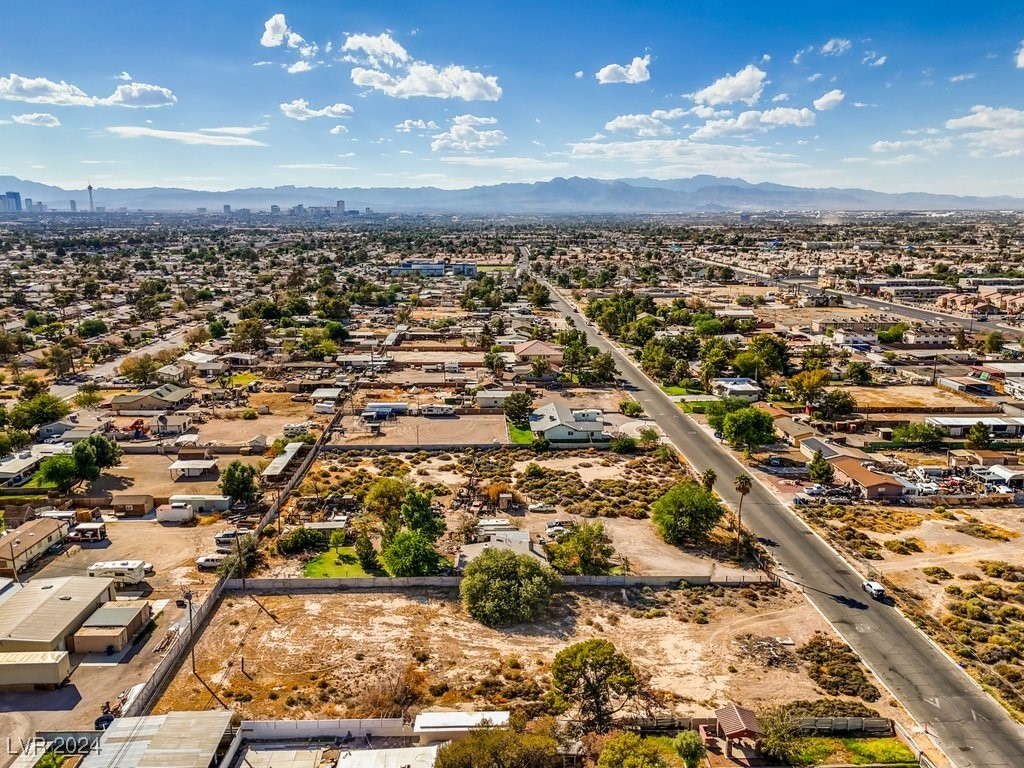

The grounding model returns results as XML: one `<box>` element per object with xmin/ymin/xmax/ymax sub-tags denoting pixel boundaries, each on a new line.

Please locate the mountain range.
<box><xmin>3</xmin><ymin>174</ymin><xmax>1024</xmax><ymax>214</ymax></box>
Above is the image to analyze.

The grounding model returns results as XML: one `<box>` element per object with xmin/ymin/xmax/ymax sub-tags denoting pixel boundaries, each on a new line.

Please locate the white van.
<box><xmin>87</xmin><ymin>560</ymin><xmax>148</xmax><ymax>586</ymax></box>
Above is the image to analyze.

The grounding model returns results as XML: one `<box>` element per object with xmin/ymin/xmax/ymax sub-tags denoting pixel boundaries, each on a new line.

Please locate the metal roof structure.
<box><xmin>336</xmin><ymin>746</ymin><xmax>439</xmax><ymax>768</ymax></box>
<box><xmin>83</xmin><ymin>602</ymin><xmax>149</xmax><ymax>628</ymax></box>
<box><xmin>0</xmin><ymin>576</ymin><xmax>113</xmax><ymax>647</ymax></box>
<box><xmin>80</xmin><ymin>711</ymin><xmax>233</xmax><ymax>768</ymax></box>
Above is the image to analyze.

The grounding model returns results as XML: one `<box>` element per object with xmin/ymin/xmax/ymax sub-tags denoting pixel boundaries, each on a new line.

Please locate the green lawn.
<box><xmin>676</xmin><ymin>401</ymin><xmax>705</xmax><ymax>413</ymax></box>
<box><xmin>508</xmin><ymin>422</ymin><xmax>534</xmax><ymax>444</ymax></box>
<box><xmin>229</xmin><ymin>373</ymin><xmax>258</xmax><ymax>386</ymax></box>
<box><xmin>660</xmin><ymin>384</ymin><xmax>703</xmax><ymax>396</ymax></box>
<box><xmin>302</xmin><ymin>548</ymin><xmax>372</xmax><ymax>578</ymax></box>
<box><xmin>24</xmin><ymin>470</ymin><xmax>57</xmax><ymax>489</ymax></box>
<box><xmin>791</xmin><ymin>737</ymin><xmax>916</xmax><ymax>765</ymax></box>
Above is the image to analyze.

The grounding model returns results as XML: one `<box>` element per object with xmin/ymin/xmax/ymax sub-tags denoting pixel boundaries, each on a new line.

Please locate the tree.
<box><xmin>460</xmin><ymin>548</ymin><xmax>560</xmax><ymax>626</ymax></box>
<box><xmin>9</xmin><ymin>393</ymin><xmax>70</xmax><ymax>430</ymax></box>
<box><xmin>378</xmin><ymin>530</ymin><xmax>441</xmax><ymax>577</ymax></box>
<box><xmin>365</xmin><ymin>477</ymin><xmax>407</xmax><ymax>545</ymax></box>
<box><xmin>217</xmin><ymin>534</ymin><xmax>261</xmax><ymax>577</ymax></box>
<box><xmin>329</xmin><ymin>529</ymin><xmax>346</xmax><ymax>552</ymax></box>
<box><xmin>119</xmin><ymin>354</ymin><xmax>161</xmax><ymax>386</ymax></box>
<box><xmin>609</xmin><ymin>435</ymin><xmax>637</xmax><ymax>454</ymax></box>
<box><xmin>184</xmin><ymin>325</ymin><xmax>212</xmax><ymax>347</ymax></box>
<box><xmin>39</xmin><ymin>455</ymin><xmax>80</xmax><ymax>489</ymax></box>
<box><xmin>818</xmin><ymin>389</ymin><xmax>856</xmax><ymax>420</ymax></box>
<box><xmin>748</xmin><ymin>333</ymin><xmax>790</xmax><ymax>376</ymax></box>
<box><xmin>530</xmin><ymin>357</ymin><xmax>551</xmax><ymax>379</ymax></box>
<box><xmin>700</xmin><ymin>468</ymin><xmax>717</xmax><ymax>492</ymax></box>
<box><xmin>74</xmin><ymin>381</ymin><xmax>103</xmax><ymax>408</ymax></box>
<box><xmin>355</xmin><ymin>530</ymin><xmax>378</xmax><ymax>571</ymax></box>
<box><xmin>619</xmin><ymin>400</ymin><xmax>643</xmax><ymax>417</ymax></box>
<box><xmin>19</xmin><ymin>376</ymin><xmax>47</xmax><ymax>400</ymax></box>
<box><xmin>733</xmin><ymin>474</ymin><xmax>752</xmax><ymax>557</ymax></box>
<box><xmin>591</xmin><ymin>352</ymin><xmax>619</xmax><ymax>382</ymax></box>
<box><xmin>673</xmin><ymin>731</ymin><xmax>708</xmax><ymax>768</ymax></box>
<box><xmin>549</xmin><ymin>639</ymin><xmax>643</xmax><ymax>731</ymax></box>
<box><xmin>845</xmin><ymin>362</ymin><xmax>872</xmax><ymax>385</ymax></box>
<box><xmin>435</xmin><ymin>727</ymin><xmax>559</xmax><ymax>768</ymax></box>
<box><xmin>722</xmin><ymin>407</ymin><xmax>776</xmax><ymax>454</ymax></box>
<box><xmin>808</xmin><ymin>449</ymin><xmax>835</xmax><ymax>485</ymax></box>
<box><xmin>71</xmin><ymin>441</ymin><xmax>100</xmax><ymax>483</ymax></box>
<box><xmin>758</xmin><ymin>705</ymin><xmax>798</xmax><ymax>763</ymax></box>
<box><xmin>83</xmin><ymin>434</ymin><xmax>122</xmax><ymax>469</ymax></box>
<box><xmin>597</xmin><ymin>732</ymin><xmax>666</xmax><ymax>768</ymax></box>
<box><xmin>638</xmin><ymin>427</ymin><xmax>660</xmax><ymax>449</ymax></box>
<box><xmin>892</xmin><ymin>422</ymin><xmax>947</xmax><ymax>448</ymax></box>
<box><xmin>984</xmin><ymin>330</ymin><xmax>1005</xmax><ymax>354</ymax></box>
<box><xmin>965</xmin><ymin>421</ymin><xmax>993</xmax><ymax>451</ymax></box>
<box><xmin>546</xmin><ymin>521</ymin><xmax>616</xmax><ymax>575</ymax></box>
<box><xmin>953</xmin><ymin>327</ymin><xmax>970</xmax><ymax>350</ymax></box>
<box><xmin>503</xmin><ymin>391</ymin><xmax>534</xmax><ymax>426</ymax></box>
<box><xmin>219</xmin><ymin>460</ymin><xmax>260</xmax><ymax>504</ymax></box>
<box><xmin>400</xmin><ymin>488</ymin><xmax>444</xmax><ymax>541</ymax></box>
<box><xmin>232</xmin><ymin>318</ymin><xmax>268</xmax><ymax>352</ymax></box>
<box><xmin>44</xmin><ymin>346</ymin><xmax>74</xmax><ymax>378</ymax></box>
<box><xmin>651</xmin><ymin>482</ymin><xmax>725</xmax><ymax>544</ymax></box>
<box><xmin>788</xmin><ymin>369</ymin><xmax>831</xmax><ymax>406</ymax></box>
<box><xmin>705</xmin><ymin>397</ymin><xmax>748</xmax><ymax>432</ymax></box>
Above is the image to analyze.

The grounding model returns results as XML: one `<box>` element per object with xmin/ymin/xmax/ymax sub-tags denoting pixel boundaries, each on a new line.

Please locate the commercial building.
<box><xmin>0</xmin><ymin>518</ymin><xmax>67</xmax><ymax>575</ymax></box>
<box><xmin>0</xmin><ymin>576</ymin><xmax>115</xmax><ymax>652</ymax></box>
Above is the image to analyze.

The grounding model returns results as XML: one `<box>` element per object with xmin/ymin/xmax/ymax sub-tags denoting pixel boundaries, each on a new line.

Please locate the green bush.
<box><xmin>277</xmin><ymin>527</ymin><xmax>326</xmax><ymax>555</ymax></box>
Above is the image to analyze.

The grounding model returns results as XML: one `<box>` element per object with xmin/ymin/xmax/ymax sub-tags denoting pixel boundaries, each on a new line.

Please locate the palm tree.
<box><xmin>700</xmin><ymin>468</ymin><xmax>717</xmax><ymax>492</ymax></box>
<box><xmin>733</xmin><ymin>474</ymin><xmax>753</xmax><ymax>558</ymax></box>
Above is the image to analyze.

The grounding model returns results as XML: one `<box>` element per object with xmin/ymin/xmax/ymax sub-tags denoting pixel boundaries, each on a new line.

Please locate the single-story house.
<box><xmin>196</xmin><ymin>360</ymin><xmax>229</xmax><ymax>378</ymax></box>
<box><xmin>148</xmin><ymin>414</ymin><xmax>193</xmax><ymax>435</ymax></box>
<box><xmin>475</xmin><ymin>390</ymin><xmax>517</xmax><ymax>409</ymax></box>
<box><xmin>512</xmin><ymin>340</ymin><xmax>564</xmax><ymax>365</ymax></box>
<box><xmin>37</xmin><ymin>412</ymin><xmax>112</xmax><ymax>440</ymax></box>
<box><xmin>109</xmin><ymin>384</ymin><xmax>194</xmax><ymax>414</ymax></box>
<box><xmin>830</xmin><ymin>457</ymin><xmax>907</xmax><ymax>500</ymax></box>
<box><xmin>457</xmin><ymin>532</ymin><xmax>547</xmax><ymax>571</ymax></box>
<box><xmin>111</xmin><ymin>494</ymin><xmax>155</xmax><ymax>518</ymax></box>
<box><xmin>529</xmin><ymin>401</ymin><xmax>610</xmax><ymax>443</ymax></box>
<box><xmin>710</xmin><ymin>378</ymin><xmax>763</xmax><ymax>401</ymax></box>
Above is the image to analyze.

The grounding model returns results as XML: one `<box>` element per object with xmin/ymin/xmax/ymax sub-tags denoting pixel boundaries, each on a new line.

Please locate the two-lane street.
<box><xmin>528</xmin><ymin>250</ymin><xmax>1024</xmax><ymax>768</ymax></box>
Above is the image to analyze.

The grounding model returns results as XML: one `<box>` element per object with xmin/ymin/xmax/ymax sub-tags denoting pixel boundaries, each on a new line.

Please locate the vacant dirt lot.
<box><xmin>334</xmin><ymin>414</ymin><xmax>508</xmax><ymax>446</ymax></box>
<box><xmin>154</xmin><ymin>585</ymin><xmax>897</xmax><ymax>722</ymax></box>
<box><xmin>85</xmin><ymin>452</ymin><xmax>266</xmax><ymax>499</ymax></box>
<box><xmin>846</xmin><ymin>385</ymin><xmax>983</xmax><ymax>410</ymax></box>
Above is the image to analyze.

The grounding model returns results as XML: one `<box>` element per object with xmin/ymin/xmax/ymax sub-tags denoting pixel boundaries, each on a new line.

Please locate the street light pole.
<box><xmin>182</xmin><ymin>589</ymin><xmax>196</xmax><ymax>675</ymax></box>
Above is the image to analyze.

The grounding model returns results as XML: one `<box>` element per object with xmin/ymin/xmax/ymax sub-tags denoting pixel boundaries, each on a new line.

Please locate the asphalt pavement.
<box><xmin>530</xmin><ymin>252</ymin><xmax>1024</xmax><ymax>767</ymax></box>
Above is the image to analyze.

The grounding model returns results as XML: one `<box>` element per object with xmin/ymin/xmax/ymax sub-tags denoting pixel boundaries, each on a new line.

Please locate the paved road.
<box><xmin>49</xmin><ymin>324</ymin><xmax>197</xmax><ymax>401</ymax></box>
<box><xmin>526</xmin><ymin>250</ymin><xmax>1024</xmax><ymax>768</ymax></box>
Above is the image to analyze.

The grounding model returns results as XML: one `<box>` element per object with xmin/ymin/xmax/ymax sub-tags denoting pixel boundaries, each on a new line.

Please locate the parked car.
<box><xmin>862</xmin><ymin>581</ymin><xmax>886</xmax><ymax>600</ymax></box>
<box><xmin>196</xmin><ymin>554</ymin><xmax>228</xmax><ymax>570</ymax></box>
<box><xmin>528</xmin><ymin>502</ymin><xmax>555</xmax><ymax>513</ymax></box>
<box><xmin>803</xmin><ymin>484</ymin><xmax>828</xmax><ymax>496</ymax></box>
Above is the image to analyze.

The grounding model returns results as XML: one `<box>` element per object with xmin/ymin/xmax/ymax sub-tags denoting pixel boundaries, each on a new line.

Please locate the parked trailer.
<box><xmin>420</xmin><ymin>404</ymin><xmax>456</xmax><ymax>417</ymax></box>
<box><xmin>87</xmin><ymin>560</ymin><xmax>147</xmax><ymax>586</ymax></box>
<box><xmin>364</xmin><ymin>402</ymin><xmax>410</xmax><ymax>414</ymax></box>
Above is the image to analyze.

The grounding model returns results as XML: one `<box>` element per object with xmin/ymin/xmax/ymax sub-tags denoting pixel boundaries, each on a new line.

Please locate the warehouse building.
<box><xmin>79</xmin><ymin>711</ymin><xmax>237</xmax><ymax>768</ymax></box>
<box><xmin>0</xmin><ymin>576</ymin><xmax>115</xmax><ymax>652</ymax></box>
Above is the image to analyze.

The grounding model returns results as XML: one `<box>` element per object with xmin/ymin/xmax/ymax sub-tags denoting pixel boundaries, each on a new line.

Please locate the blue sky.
<box><xmin>2</xmin><ymin>1</ymin><xmax>1024</xmax><ymax>195</ymax></box>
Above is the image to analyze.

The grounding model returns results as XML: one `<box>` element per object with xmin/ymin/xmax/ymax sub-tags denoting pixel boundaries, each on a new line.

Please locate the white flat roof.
<box><xmin>413</xmin><ymin>710</ymin><xmax>510</xmax><ymax>732</ymax></box>
<box><xmin>168</xmin><ymin>459</ymin><xmax>218</xmax><ymax>470</ymax></box>
<box><xmin>336</xmin><ymin>745</ymin><xmax>439</xmax><ymax>768</ymax></box>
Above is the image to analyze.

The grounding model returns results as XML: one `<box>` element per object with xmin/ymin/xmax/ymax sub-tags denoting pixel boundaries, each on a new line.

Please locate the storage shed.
<box><xmin>111</xmin><ymin>494</ymin><xmax>155</xmax><ymax>518</ymax></box>
<box><xmin>71</xmin><ymin>601</ymin><xmax>152</xmax><ymax>654</ymax></box>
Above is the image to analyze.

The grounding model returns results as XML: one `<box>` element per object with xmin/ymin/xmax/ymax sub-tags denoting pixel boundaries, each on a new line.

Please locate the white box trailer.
<box><xmin>0</xmin><ymin>651</ymin><xmax>71</xmax><ymax>690</ymax></box>
<box><xmin>313</xmin><ymin>402</ymin><xmax>336</xmax><ymax>414</ymax></box>
<box><xmin>156</xmin><ymin>502</ymin><xmax>194</xmax><ymax>523</ymax></box>
<box><xmin>420</xmin><ymin>404</ymin><xmax>456</xmax><ymax>417</ymax></box>
<box><xmin>168</xmin><ymin>494</ymin><xmax>231</xmax><ymax>514</ymax></box>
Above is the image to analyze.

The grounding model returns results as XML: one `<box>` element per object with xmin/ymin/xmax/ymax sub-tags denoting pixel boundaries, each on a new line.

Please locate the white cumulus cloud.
<box><xmin>605</xmin><ymin>114</ymin><xmax>674</xmax><ymax>138</ymax></box>
<box><xmin>1016</xmin><ymin>41</ymin><xmax>1024</xmax><ymax>68</ymax></box>
<box><xmin>12</xmin><ymin>112</ymin><xmax>60</xmax><ymax>127</ymax></box>
<box><xmin>574</xmin><ymin>70</ymin><xmax>584</xmax><ymax>79</ymax></box>
<box><xmin>286</xmin><ymin>61</ymin><xmax>314</xmax><ymax>74</ymax></box>
<box><xmin>689</xmin><ymin>64</ymin><xmax>766</xmax><ymax>106</ymax></box>
<box><xmin>690</xmin><ymin>107</ymin><xmax>815</xmax><ymax>139</ymax></box>
<box><xmin>261</xmin><ymin>14</ymin><xmax>289</xmax><ymax>47</ymax></box>
<box><xmin>342</xmin><ymin>33</ymin><xmax>410</xmax><ymax>68</ymax></box>
<box><xmin>945</xmin><ymin>105</ymin><xmax>1024</xmax><ymax>157</ymax></box>
<box><xmin>117</xmin><ymin>71</ymin><xmax>132</xmax><ymax>81</ymax></box>
<box><xmin>949</xmin><ymin>73</ymin><xmax>975</xmax><ymax>83</ymax></box>
<box><xmin>820</xmin><ymin>38</ymin><xmax>851</xmax><ymax>56</ymax></box>
<box><xmin>330</xmin><ymin>125</ymin><xmax>348</xmax><ymax>134</ymax></box>
<box><xmin>430</xmin><ymin>114</ymin><xmax>508</xmax><ymax>152</ymax></box>
<box><xmin>0</xmin><ymin>73</ymin><xmax>176</xmax><ymax>108</ymax></box>
<box><xmin>813</xmin><ymin>89</ymin><xmax>845</xmax><ymax>111</ymax></box>
<box><xmin>279</xmin><ymin>98</ymin><xmax>354</xmax><ymax>120</ymax></box>
<box><xmin>351</xmin><ymin>62</ymin><xmax>501</xmax><ymax>100</ymax></box>
<box><xmin>395</xmin><ymin>118</ymin><xmax>439</xmax><ymax>132</ymax></box>
<box><xmin>595</xmin><ymin>54</ymin><xmax>651</xmax><ymax>84</ymax></box>
<box><xmin>106</xmin><ymin>126</ymin><xmax>267</xmax><ymax>146</ymax></box>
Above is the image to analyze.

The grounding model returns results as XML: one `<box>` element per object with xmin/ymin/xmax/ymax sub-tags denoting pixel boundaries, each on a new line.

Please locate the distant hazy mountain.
<box><xmin>3</xmin><ymin>174</ymin><xmax>1023</xmax><ymax>214</ymax></box>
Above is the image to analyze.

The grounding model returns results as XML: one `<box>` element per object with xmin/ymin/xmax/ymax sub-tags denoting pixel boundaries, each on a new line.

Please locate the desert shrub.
<box><xmin>797</xmin><ymin>636</ymin><xmax>880</xmax><ymax>701</ymax></box>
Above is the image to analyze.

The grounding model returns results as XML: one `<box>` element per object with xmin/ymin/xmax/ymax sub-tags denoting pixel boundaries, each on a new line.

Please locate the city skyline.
<box><xmin>2</xmin><ymin>1</ymin><xmax>1024</xmax><ymax>196</ymax></box>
